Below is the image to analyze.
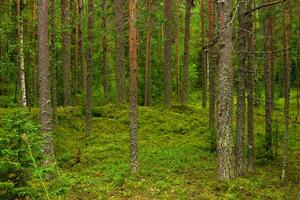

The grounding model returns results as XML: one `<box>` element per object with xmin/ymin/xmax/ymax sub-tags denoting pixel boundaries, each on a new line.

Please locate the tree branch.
<box><xmin>245</xmin><ymin>0</ymin><xmax>286</xmax><ymax>15</ymax></box>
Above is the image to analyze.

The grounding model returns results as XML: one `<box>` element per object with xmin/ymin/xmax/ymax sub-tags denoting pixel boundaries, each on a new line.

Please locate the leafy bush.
<box><xmin>0</xmin><ymin>110</ymin><xmax>41</xmax><ymax>199</ymax></box>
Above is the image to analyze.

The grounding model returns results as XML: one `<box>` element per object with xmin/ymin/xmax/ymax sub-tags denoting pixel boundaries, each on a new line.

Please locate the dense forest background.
<box><xmin>0</xmin><ymin>0</ymin><xmax>299</xmax><ymax>199</ymax></box>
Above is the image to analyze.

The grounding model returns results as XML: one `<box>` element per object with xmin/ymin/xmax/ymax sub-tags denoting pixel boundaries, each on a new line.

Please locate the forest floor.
<box><xmin>1</xmin><ymin>94</ymin><xmax>300</xmax><ymax>199</ymax></box>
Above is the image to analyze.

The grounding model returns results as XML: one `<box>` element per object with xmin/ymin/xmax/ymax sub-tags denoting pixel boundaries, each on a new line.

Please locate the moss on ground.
<box><xmin>0</xmin><ymin>92</ymin><xmax>299</xmax><ymax>199</ymax></box>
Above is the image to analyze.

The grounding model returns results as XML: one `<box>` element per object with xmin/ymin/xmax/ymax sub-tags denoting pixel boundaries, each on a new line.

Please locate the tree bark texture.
<box><xmin>201</xmin><ymin>0</ymin><xmax>207</xmax><ymax>108</ymax></box>
<box><xmin>216</xmin><ymin>0</ymin><xmax>236</xmax><ymax>181</ymax></box>
<box><xmin>129</xmin><ymin>0</ymin><xmax>138</xmax><ymax>173</ymax></box>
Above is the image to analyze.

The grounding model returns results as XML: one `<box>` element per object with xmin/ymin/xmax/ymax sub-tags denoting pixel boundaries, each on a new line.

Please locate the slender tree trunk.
<box><xmin>208</xmin><ymin>0</ymin><xmax>216</xmax><ymax>129</ymax></box>
<box><xmin>17</xmin><ymin>0</ymin><xmax>27</xmax><ymax>107</ymax></box>
<box><xmin>145</xmin><ymin>0</ymin><xmax>153</xmax><ymax>106</ymax></box>
<box><xmin>86</xmin><ymin>0</ymin><xmax>94</xmax><ymax>136</ymax></box>
<box><xmin>75</xmin><ymin>0</ymin><xmax>79</xmax><ymax>95</ymax></box>
<box><xmin>78</xmin><ymin>0</ymin><xmax>85</xmax><ymax>93</ymax></box>
<box><xmin>115</xmin><ymin>0</ymin><xmax>126</xmax><ymax>104</ymax></box>
<box><xmin>181</xmin><ymin>0</ymin><xmax>193</xmax><ymax>104</ymax></box>
<box><xmin>247</xmin><ymin>0</ymin><xmax>255</xmax><ymax>173</ymax></box>
<box><xmin>236</xmin><ymin>0</ymin><xmax>247</xmax><ymax>176</ymax></box>
<box><xmin>216</xmin><ymin>0</ymin><xmax>235</xmax><ymax>181</ymax></box>
<box><xmin>281</xmin><ymin>0</ymin><xmax>291</xmax><ymax>184</ymax></box>
<box><xmin>102</xmin><ymin>0</ymin><xmax>110</xmax><ymax>104</ymax></box>
<box><xmin>31</xmin><ymin>0</ymin><xmax>37</xmax><ymax>105</ymax></box>
<box><xmin>129</xmin><ymin>0</ymin><xmax>138</xmax><ymax>173</ymax></box>
<box><xmin>176</xmin><ymin>0</ymin><xmax>181</xmax><ymax>102</ymax></box>
<box><xmin>201</xmin><ymin>0</ymin><xmax>207</xmax><ymax>108</ymax></box>
<box><xmin>263</xmin><ymin>0</ymin><xmax>273</xmax><ymax>158</ymax></box>
<box><xmin>61</xmin><ymin>0</ymin><xmax>71</xmax><ymax>106</ymax></box>
<box><xmin>25</xmin><ymin>0</ymin><xmax>31</xmax><ymax>108</ymax></box>
<box><xmin>164</xmin><ymin>0</ymin><xmax>174</xmax><ymax>107</ymax></box>
<box><xmin>50</xmin><ymin>0</ymin><xmax>57</xmax><ymax>122</ymax></box>
<box><xmin>38</xmin><ymin>0</ymin><xmax>54</xmax><ymax>165</ymax></box>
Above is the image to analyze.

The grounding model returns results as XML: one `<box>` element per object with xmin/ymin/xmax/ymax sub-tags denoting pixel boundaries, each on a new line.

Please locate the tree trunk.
<box><xmin>17</xmin><ymin>0</ymin><xmax>27</xmax><ymax>107</ymax></box>
<box><xmin>38</xmin><ymin>0</ymin><xmax>54</xmax><ymax>165</ymax></box>
<box><xmin>216</xmin><ymin>0</ymin><xmax>236</xmax><ymax>181</ymax></box>
<box><xmin>144</xmin><ymin>0</ymin><xmax>153</xmax><ymax>106</ymax></box>
<box><xmin>263</xmin><ymin>0</ymin><xmax>273</xmax><ymax>159</ymax></box>
<box><xmin>61</xmin><ymin>0</ymin><xmax>71</xmax><ymax>106</ymax></box>
<box><xmin>181</xmin><ymin>0</ymin><xmax>193</xmax><ymax>104</ymax></box>
<box><xmin>115</xmin><ymin>0</ymin><xmax>126</xmax><ymax>104</ymax></box>
<box><xmin>129</xmin><ymin>0</ymin><xmax>138</xmax><ymax>173</ymax></box>
<box><xmin>246</xmin><ymin>0</ymin><xmax>255</xmax><ymax>173</ymax></box>
<box><xmin>236</xmin><ymin>0</ymin><xmax>247</xmax><ymax>176</ymax></box>
<box><xmin>102</xmin><ymin>0</ymin><xmax>110</xmax><ymax>104</ymax></box>
<box><xmin>86</xmin><ymin>0</ymin><xmax>94</xmax><ymax>136</ymax></box>
<box><xmin>50</xmin><ymin>0</ymin><xmax>57</xmax><ymax>122</ymax></box>
<box><xmin>208</xmin><ymin>0</ymin><xmax>216</xmax><ymax>129</ymax></box>
<box><xmin>78</xmin><ymin>0</ymin><xmax>85</xmax><ymax>93</ymax></box>
<box><xmin>281</xmin><ymin>0</ymin><xmax>291</xmax><ymax>184</ymax></box>
<box><xmin>201</xmin><ymin>0</ymin><xmax>207</xmax><ymax>108</ymax></box>
<box><xmin>164</xmin><ymin>0</ymin><xmax>174</xmax><ymax>107</ymax></box>
<box><xmin>176</xmin><ymin>0</ymin><xmax>181</xmax><ymax>102</ymax></box>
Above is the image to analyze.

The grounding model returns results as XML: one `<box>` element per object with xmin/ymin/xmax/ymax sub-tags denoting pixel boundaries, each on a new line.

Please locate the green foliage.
<box><xmin>0</xmin><ymin>110</ymin><xmax>41</xmax><ymax>199</ymax></box>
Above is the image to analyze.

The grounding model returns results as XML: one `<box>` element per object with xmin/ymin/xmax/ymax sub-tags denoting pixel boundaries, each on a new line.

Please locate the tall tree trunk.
<box><xmin>115</xmin><ymin>0</ymin><xmax>126</xmax><ymax>104</ymax></box>
<box><xmin>129</xmin><ymin>0</ymin><xmax>138</xmax><ymax>173</ymax></box>
<box><xmin>78</xmin><ymin>0</ymin><xmax>85</xmax><ymax>93</ymax></box>
<box><xmin>164</xmin><ymin>0</ymin><xmax>174</xmax><ymax>107</ymax></box>
<box><xmin>246</xmin><ymin>0</ymin><xmax>255</xmax><ymax>173</ymax></box>
<box><xmin>176</xmin><ymin>0</ymin><xmax>181</xmax><ymax>102</ymax></box>
<box><xmin>61</xmin><ymin>0</ymin><xmax>71</xmax><ymax>106</ymax></box>
<box><xmin>50</xmin><ymin>0</ymin><xmax>57</xmax><ymax>122</ymax></box>
<box><xmin>86</xmin><ymin>0</ymin><xmax>94</xmax><ymax>136</ymax></box>
<box><xmin>236</xmin><ymin>0</ymin><xmax>247</xmax><ymax>176</ymax></box>
<box><xmin>263</xmin><ymin>0</ymin><xmax>273</xmax><ymax>158</ymax></box>
<box><xmin>181</xmin><ymin>0</ymin><xmax>193</xmax><ymax>104</ymax></box>
<box><xmin>17</xmin><ymin>0</ymin><xmax>27</xmax><ymax>107</ymax></box>
<box><xmin>38</xmin><ymin>0</ymin><xmax>54</xmax><ymax>165</ymax></box>
<box><xmin>281</xmin><ymin>0</ymin><xmax>291</xmax><ymax>184</ymax></box>
<box><xmin>31</xmin><ymin>0</ymin><xmax>37</xmax><ymax>105</ymax></box>
<box><xmin>102</xmin><ymin>0</ymin><xmax>110</xmax><ymax>104</ymax></box>
<box><xmin>208</xmin><ymin>0</ymin><xmax>216</xmax><ymax>129</ymax></box>
<box><xmin>144</xmin><ymin>0</ymin><xmax>153</xmax><ymax>106</ymax></box>
<box><xmin>216</xmin><ymin>0</ymin><xmax>235</xmax><ymax>181</ymax></box>
<box><xmin>201</xmin><ymin>0</ymin><xmax>207</xmax><ymax>108</ymax></box>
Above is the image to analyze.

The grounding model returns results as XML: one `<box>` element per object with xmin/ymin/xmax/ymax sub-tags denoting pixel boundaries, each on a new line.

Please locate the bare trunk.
<box><xmin>78</xmin><ymin>0</ymin><xmax>85</xmax><ymax>93</ymax></box>
<box><xmin>181</xmin><ymin>0</ymin><xmax>193</xmax><ymax>104</ymax></box>
<box><xmin>281</xmin><ymin>0</ymin><xmax>291</xmax><ymax>184</ymax></box>
<box><xmin>247</xmin><ymin>0</ymin><xmax>255</xmax><ymax>173</ymax></box>
<box><xmin>201</xmin><ymin>0</ymin><xmax>207</xmax><ymax>108</ymax></box>
<box><xmin>145</xmin><ymin>0</ymin><xmax>153</xmax><ymax>106</ymax></box>
<box><xmin>216</xmin><ymin>0</ymin><xmax>236</xmax><ymax>181</ymax></box>
<box><xmin>263</xmin><ymin>0</ymin><xmax>273</xmax><ymax>158</ymax></box>
<box><xmin>164</xmin><ymin>0</ymin><xmax>174</xmax><ymax>107</ymax></box>
<box><xmin>208</xmin><ymin>0</ymin><xmax>216</xmax><ymax>129</ymax></box>
<box><xmin>115</xmin><ymin>0</ymin><xmax>126</xmax><ymax>104</ymax></box>
<box><xmin>17</xmin><ymin>0</ymin><xmax>27</xmax><ymax>107</ymax></box>
<box><xmin>236</xmin><ymin>0</ymin><xmax>247</xmax><ymax>176</ymax></box>
<box><xmin>176</xmin><ymin>0</ymin><xmax>181</xmax><ymax>102</ymax></box>
<box><xmin>86</xmin><ymin>0</ymin><xmax>94</xmax><ymax>136</ymax></box>
<box><xmin>129</xmin><ymin>0</ymin><xmax>138</xmax><ymax>173</ymax></box>
<box><xmin>38</xmin><ymin>0</ymin><xmax>54</xmax><ymax>165</ymax></box>
<box><xmin>61</xmin><ymin>0</ymin><xmax>71</xmax><ymax>106</ymax></box>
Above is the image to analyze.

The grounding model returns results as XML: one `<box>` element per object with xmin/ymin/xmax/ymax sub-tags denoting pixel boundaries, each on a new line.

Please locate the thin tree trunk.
<box><xmin>201</xmin><ymin>0</ymin><xmax>207</xmax><ymax>108</ymax></box>
<box><xmin>86</xmin><ymin>0</ymin><xmax>94</xmax><ymax>136</ymax></box>
<box><xmin>78</xmin><ymin>0</ymin><xmax>85</xmax><ymax>93</ymax></box>
<box><xmin>247</xmin><ymin>0</ymin><xmax>255</xmax><ymax>173</ymax></box>
<box><xmin>115</xmin><ymin>0</ymin><xmax>126</xmax><ymax>104</ymax></box>
<box><xmin>216</xmin><ymin>0</ymin><xmax>236</xmax><ymax>181</ymax></box>
<box><xmin>236</xmin><ymin>0</ymin><xmax>247</xmax><ymax>176</ymax></box>
<box><xmin>176</xmin><ymin>0</ymin><xmax>181</xmax><ymax>102</ymax></box>
<box><xmin>31</xmin><ymin>0</ymin><xmax>37</xmax><ymax>105</ymax></box>
<box><xmin>17</xmin><ymin>0</ymin><xmax>27</xmax><ymax>107</ymax></box>
<box><xmin>281</xmin><ymin>0</ymin><xmax>291</xmax><ymax>184</ymax></box>
<box><xmin>208</xmin><ymin>0</ymin><xmax>216</xmax><ymax>129</ymax></box>
<box><xmin>129</xmin><ymin>0</ymin><xmax>138</xmax><ymax>173</ymax></box>
<box><xmin>164</xmin><ymin>0</ymin><xmax>174</xmax><ymax>107</ymax></box>
<box><xmin>145</xmin><ymin>0</ymin><xmax>153</xmax><ymax>106</ymax></box>
<box><xmin>263</xmin><ymin>0</ymin><xmax>273</xmax><ymax>159</ymax></box>
<box><xmin>61</xmin><ymin>0</ymin><xmax>71</xmax><ymax>106</ymax></box>
<box><xmin>50</xmin><ymin>0</ymin><xmax>57</xmax><ymax>122</ymax></box>
<box><xmin>102</xmin><ymin>0</ymin><xmax>110</xmax><ymax>104</ymax></box>
<box><xmin>181</xmin><ymin>0</ymin><xmax>193</xmax><ymax>104</ymax></box>
<box><xmin>38</xmin><ymin>0</ymin><xmax>54</xmax><ymax>165</ymax></box>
